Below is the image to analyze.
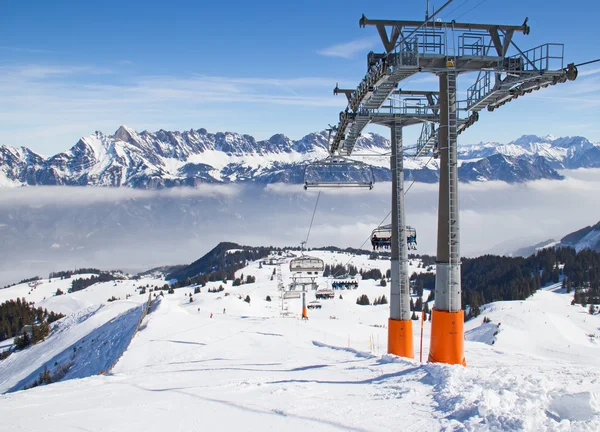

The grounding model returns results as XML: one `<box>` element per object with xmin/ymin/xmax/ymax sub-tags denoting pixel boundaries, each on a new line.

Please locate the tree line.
<box><xmin>69</xmin><ymin>273</ymin><xmax>121</xmax><ymax>293</ymax></box>
<box><xmin>0</xmin><ymin>298</ymin><xmax>64</xmax><ymax>344</ymax></box>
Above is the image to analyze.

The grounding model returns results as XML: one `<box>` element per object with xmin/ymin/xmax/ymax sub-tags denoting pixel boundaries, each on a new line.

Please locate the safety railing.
<box><xmin>458</xmin><ymin>31</ymin><xmax>494</xmax><ymax>56</ymax></box>
<box><xmin>509</xmin><ymin>43</ymin><xmax>564</xmax><ymax>72</ymax></box>
<box><xmin>466</xmin><ymin>70</ymin><xmax>493</xmax><ymax>108</ymax></box>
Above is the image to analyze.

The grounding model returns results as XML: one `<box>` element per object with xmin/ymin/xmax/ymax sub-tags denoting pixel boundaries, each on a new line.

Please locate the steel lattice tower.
<box><xmin>326</xmin><ymin>10</ymin><xmax>577</xmax><ymax>364</ymax></box>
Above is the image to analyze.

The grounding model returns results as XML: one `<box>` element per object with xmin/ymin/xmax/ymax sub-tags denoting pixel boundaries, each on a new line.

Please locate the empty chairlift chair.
<box><xmin>371</xmin><ymin>225</ymin><xmax>417</xmax><ymax>250</ymax></box>
<box><xmin>289</xmin><ymin>256</ymin><xmax>325</xmax><ymax>279</ymax></box>
<box><xmin>303</xmin><ymin>156</ymin><xmax>375</xmax><ymax>190</ymax></box>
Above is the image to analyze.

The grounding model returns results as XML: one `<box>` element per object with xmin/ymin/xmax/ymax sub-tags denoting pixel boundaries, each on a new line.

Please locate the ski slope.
<box><xmin>0</xmin><ymin>251</ymin><xmax>598</xmax><ymax>431</ymax></box>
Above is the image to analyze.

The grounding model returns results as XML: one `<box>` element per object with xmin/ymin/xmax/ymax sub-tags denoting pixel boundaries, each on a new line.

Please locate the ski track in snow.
<box><xmin>0</xmin><ymin>252</ymin><xmax>598</xmax><ymax>431</ymax></box>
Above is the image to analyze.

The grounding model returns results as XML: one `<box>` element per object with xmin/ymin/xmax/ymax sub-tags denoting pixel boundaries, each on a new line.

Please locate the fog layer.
<box><xmin>1</xmin><ymin>169</ymin><xmax>599</xmax><ymax>286</ymax></box>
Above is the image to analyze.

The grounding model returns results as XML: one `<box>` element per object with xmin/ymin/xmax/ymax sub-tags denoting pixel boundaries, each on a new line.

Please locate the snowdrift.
<box><xmin>0</xmin><ymin>300</ymin><xmax>150</xmax><ymax>393</ymax></box>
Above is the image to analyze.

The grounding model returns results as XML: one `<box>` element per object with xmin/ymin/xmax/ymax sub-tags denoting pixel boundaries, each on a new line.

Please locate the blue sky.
<box><xmin>1</xmin><ymin>0</ymin><xmax>599</xmax><ymax>155</ymax></box>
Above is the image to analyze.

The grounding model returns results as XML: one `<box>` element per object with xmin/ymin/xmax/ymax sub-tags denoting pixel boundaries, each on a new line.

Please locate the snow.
<box><xmin>0</xmin><ymin>171</ymin><xmax>20</xmax><ymax>187</ymax></box>
<box><xmin>574</xmin><ymin>228</ymin><xmax>600</xmax><ymax>252</ymax></box>
<box><xmin>0</xmin><ymin>301</ymin><xmax>147</xmax><ymax>393</ymax></box>
<box><xmin>0</xmin><ymin>253</ymin><xmax>598</xmax><ymax>430</ymax></box>
<box><xmin>537</xmin><ymin>240</ymin><xmax>561</xmax><ymax>251</ymax></box>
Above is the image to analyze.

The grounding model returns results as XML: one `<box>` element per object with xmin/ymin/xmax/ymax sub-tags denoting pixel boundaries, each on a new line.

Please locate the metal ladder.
<box><xmin>393</xmin><ymin>123</ymin><xmax>410</xmax><ymax>321</ymax></box>
<box><xmin>446</xmin><ymin>71</ymin><xmax>460</xmax><ymax>312</ymax></box>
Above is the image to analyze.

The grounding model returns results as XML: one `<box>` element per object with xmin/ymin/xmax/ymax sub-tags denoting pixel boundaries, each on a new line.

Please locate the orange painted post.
<box><xmin>301</xmin><ymin>291</ymin><xmax>308</xmax><ymax>320</ymax></box>
<box><xmin>428</xmin><ymin>73</ymin><xmax>466</xmax><ymax>366</ymax></box>
<box><xmin>387</xmin><ymin>124</ymin><xmax>414</xmax><ymax>359</ymax></box>
<box><xmin>387</xmin><ymin>318</ymin><xmax>414</xmax><ymax>358</ymax></box>
<box><xmin>428</xmin><ymin>309</ymin><xmax>466</xmax><ymax>366</ymax></box>
<box><xmin>420</xmin><ymin>309</ymin><xmax>425</xmax><ymax>362</ymax></box>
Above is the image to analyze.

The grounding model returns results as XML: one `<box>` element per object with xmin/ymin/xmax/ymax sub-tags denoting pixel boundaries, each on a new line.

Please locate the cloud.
<box><xmin>12</xmin><ymin>65</ymin><xmax>113</xmax><ymax>79</ymax></box>
<box><xmin>0</xmin><ymin>170</ymin><xmax>599</xmax><ymax>289</ymax></box>
<box><xmin>0</xmin><ymin>46</ymin><xmax>54</xmax><ymax>54</ymax></box>
<box><xmin>2</xmin><ymin>169</ymin><xmax>600</xmax><ymax>283</ymax></box>
<box><xmin>0</xmin><ymin>64</ymin><xmax>354</xmax><ymax>152</ymax></box>
<box><xmin>577</xmin><ymin>67</ymin><xmax>600</xmax><ymax>77</ymax></box>
<box><xmin>317</xmin><ymin>38</ymin><xmax>377</xmax><ymax>59</ymax></box>
<box><xmin>0</xmin><ymin>185</ymin><xmax>241</xmax><ymax>207</ymax></box>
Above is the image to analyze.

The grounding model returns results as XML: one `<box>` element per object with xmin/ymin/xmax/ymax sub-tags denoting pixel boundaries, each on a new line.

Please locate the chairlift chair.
<box><xmin>289</xmin><ymin>256</ymin><xmax>325</xmax><ymax>276</ymax></box>
<box><xmin>371</xmin><ymin>224</ymin><xmax>417</xmax><ymax>250</ymax></box>
<box><xmin>303</xmin><ymin>155</ymin><xmax>375</xmax><ymax>190</ymax></box>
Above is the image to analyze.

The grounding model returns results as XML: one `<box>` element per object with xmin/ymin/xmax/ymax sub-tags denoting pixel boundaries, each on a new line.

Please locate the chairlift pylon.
<box><xmin>303</xmin><ymin>155</ymin><xmax>375</xmax><ymax>190</ymax></box>
<box><xmin>370</xmin><ymin>224</ymin><xmax>417</xmax><ymax>250</ymax></box>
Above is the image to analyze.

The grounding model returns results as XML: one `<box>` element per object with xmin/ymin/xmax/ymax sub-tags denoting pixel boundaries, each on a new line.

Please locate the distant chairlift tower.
<box><xmin>289</xmin><ymin>245</ymin><xmax>325</xmax><ymax>319</ymax></box>
<box><xmin>327</xmin><ymin>10</ymin><xmax>577</xmax><ymax>365</ymax></box>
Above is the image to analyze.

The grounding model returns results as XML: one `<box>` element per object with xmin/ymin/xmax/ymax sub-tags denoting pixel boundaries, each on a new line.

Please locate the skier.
<box><xmin>372</xmin><ymin>235</ymin><xmax>378</xmax><ymax>251</ymax></box>
<box><xmin>223</xmin><ymin>308</ymin><xmax>226</xmax><ymax>314</ymax></box>
<box><xmin>210</xmin><ymin>313</ymin><xmax>213</xmax><ymax>318</ymax></box>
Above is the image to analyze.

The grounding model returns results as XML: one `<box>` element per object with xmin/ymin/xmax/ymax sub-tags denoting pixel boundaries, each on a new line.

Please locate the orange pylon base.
<box><xmin>388</xmin><ymin>318</ymin><xmax>414</xmax><ymax>359</ymax></box>
<box><xmin>302</xmin><ymin>307</ymin><xmax>308</xmax><ymax>319</ymax></box>
<box><xmin>428</xmin><ymin>309</ymin><xmax>466</xmax><ymax>366</ymax></box>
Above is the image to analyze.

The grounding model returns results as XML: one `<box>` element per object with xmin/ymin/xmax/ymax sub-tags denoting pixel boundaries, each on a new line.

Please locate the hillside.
<box><xmin>0</xmin><ymin>249</ymin><xmax>598</xmax><ymax>430</ymax></box>
<box><xmin>561</xmin><ymin>221</ymin><xmax>600</xmax><ymax>252</ymax></box>
<box><xmin>514</xmin><ymin>221</ymin><xmax>600</xmax><ymax>256</ymax></box>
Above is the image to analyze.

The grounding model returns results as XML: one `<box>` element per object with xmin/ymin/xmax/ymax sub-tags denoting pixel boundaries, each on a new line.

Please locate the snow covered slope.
<box><xmin>0</xmin><ymin>252</ymin><xmax>598</xmax><ymax>430</ymax></box>
<box><xmin>0</xmin><ymin>301</ymin><xmax>147</xmax><ymax>393</ymax></box>
<box><xmin>560</xmin><ymin>221</ymin><xmax>600</xmax><ymax>253</ymax></box>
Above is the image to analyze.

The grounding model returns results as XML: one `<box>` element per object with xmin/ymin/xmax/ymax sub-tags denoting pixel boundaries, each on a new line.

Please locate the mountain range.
<box><xmin>2</xmin><ymin>127</ymin><xmax>599</xmax><ymax>188</ymax></box>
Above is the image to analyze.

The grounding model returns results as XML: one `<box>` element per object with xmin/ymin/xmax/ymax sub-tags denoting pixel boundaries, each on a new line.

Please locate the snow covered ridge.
<box><xmin>458</xmin><ymin>134</ymin><xmax>600</xmax><ymax>169</ymax></box>
<box><xmin>2</xmin><ymin>127</ymin><xmax>592</xmax><ymax>188</ymax></box>
<box><xmin>560</xmin><ymin>221</ymin><xmax>600</xmax><ymax>253</ymax></box>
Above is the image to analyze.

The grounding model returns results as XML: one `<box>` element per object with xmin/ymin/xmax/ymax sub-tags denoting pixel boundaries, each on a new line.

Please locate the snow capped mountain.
<box><xmin>459</xmin><ymin>134</ymin><xmax>600</xmax><ymax>170</ymax></box>
<box><xmin>0</xmin><ymin>128</ymin><xmax>577</xmax><ymax>189</ymax></box>
<box><xmin>458</xmin><ymin>154</ymin><xmax>564</xmax><ymax>183</ymax></box>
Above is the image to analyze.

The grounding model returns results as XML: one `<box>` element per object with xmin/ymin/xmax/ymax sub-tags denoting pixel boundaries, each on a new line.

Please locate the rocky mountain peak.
<box><xmin>113</xmin><ymin>125</ymin><xmax>138</xmax><ymax>144</ymax></box>
<box><xmin>510</xmin><ymin>135</ymin><xmax>547</xmax><ymax>146</ymax></box>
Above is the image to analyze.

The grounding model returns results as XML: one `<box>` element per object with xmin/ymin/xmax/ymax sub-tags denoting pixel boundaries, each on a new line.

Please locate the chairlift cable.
<box><xmin>330</xmin><ymin>210</ymin><xmax>392</xmax><ymax>279</ymax></box>
<box><xmin>389</xmin><ymin>0</ymin><xmax>455</xmax><ymax>53</ymax></box>
<box><xmin>574</xmin><ymin>58</ymin><xmax>600</xmax><ymax>67</ymax></box>
<box><xmin>304</xmin><ymin>191</ymin><xmax>321</xmax><ymax>249</ymax></box>
<box><xmin>453</xmin><ymin>0</ymin><xmax>490</xmax><ymax>21</ymax></box>
<box><xmin>330</xmin><ymin>154</ymin><xmax>436</xmax><ymax>279</ymax></box>
<box><xmin>440</xmin><ymin>0</ymin><xmax>470</xmax><ymax>21</ymax></box>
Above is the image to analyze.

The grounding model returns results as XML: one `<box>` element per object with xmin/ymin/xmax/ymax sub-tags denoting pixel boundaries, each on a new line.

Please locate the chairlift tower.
<box><xmin>289</xmin><ymin>251</ymin><xmax>325</xmax><ymax>319</ymax></box>
<box><xmin>331</xmin><ymin>88</ymin><xmax>451</xmax><ymax>358</ymax></box>
<box><xmin>324</xmin><ymin>11</ymin><xmax>577</xmax><ymax>364</ymax></box>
